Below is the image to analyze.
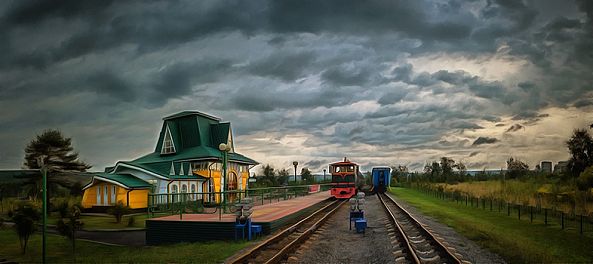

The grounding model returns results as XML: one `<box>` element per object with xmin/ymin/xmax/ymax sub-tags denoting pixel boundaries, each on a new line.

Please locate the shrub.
<box><xmin>56</xmin><ymin>205</ymin><xmax>83</xmax><ymax>253</ymax></box>
<box><xmin>108</xmin><ymin>201</ymin><xmax>130</xmax><ymax>223</ymax></box>
<box><xmin>127</xmin><ymin>215</ymin><xmax>136</xmax><ymax>227</ymax></box>
<box><xmin>10</xmin><ymin>202</ymin><xmax>40</xmax><ymax>254</ymax></box>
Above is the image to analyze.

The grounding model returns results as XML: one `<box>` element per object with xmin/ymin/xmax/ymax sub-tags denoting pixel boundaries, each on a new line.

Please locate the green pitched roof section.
<box><xmin>210</xmin><ymin>122</ymin><xmax>230</xmax><ymax>148</ymax></box>
<box><xmin>119</xmin><ymin>110</ymin><xmax>258</xmax><ymax>178</ymax></box>
<box><xmin>163</xmin><ymin>111</ymin><xmax>220</xmax><ymax>121</ymax></box>
<box><xmin>92</xmin><ymin>173</ymin><xmax>152</xmax><ymax>189</ymax></box>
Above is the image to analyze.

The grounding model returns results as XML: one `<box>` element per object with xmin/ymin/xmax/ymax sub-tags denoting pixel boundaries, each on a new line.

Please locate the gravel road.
<box><xmin>288</xmin><ymin>195</ymin><xmax>398</xmax><ymax>264</ymax></box>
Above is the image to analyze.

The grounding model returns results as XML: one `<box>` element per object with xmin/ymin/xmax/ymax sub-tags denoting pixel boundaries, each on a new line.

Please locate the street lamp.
<box><xmin>292</xmin><ymin>161</ymin><xmax>298</xmax><ymax>183</ymax></box>
<box><xmin>219</xmin><ymin>143</ymin><xmax>231</xmax><ymax>204</ymax></box>
<box><xmin>323</xmin><ymin>169</ymin><xmax>326</xmax><ymax>181</ymax></box>
<box><xmin>36</xmin><ymin>156</ymin><xmax>48</xmax><ymax>264</ymax></box>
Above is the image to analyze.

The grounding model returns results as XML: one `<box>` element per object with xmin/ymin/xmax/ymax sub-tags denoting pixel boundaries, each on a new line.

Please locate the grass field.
<box><xmin>46</xmin><ymin>213</ymin><xmax>162</xmax><ymax>229</ymax></box>
<box><xmin>390</xmin><ymin>187</ymin><xmax>593</xmax><ymax>263</ymax></box>
<box><xmin>0</xmin><ymin>228</ymin><xmax>248</xmax><ymax>263</ymax></box>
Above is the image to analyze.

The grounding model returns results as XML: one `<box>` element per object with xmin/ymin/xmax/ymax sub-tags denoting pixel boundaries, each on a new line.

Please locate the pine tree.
<box><xmin>22</xmin><ymin>129</ymin><xmax>91</xmax><ymax>200</ymax></box>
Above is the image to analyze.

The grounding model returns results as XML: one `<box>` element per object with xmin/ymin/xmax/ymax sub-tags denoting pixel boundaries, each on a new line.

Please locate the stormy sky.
<box><xmin>0</xmin><ymin>0</ymin><xmax>592</xmax><ymax>173</ymax></box>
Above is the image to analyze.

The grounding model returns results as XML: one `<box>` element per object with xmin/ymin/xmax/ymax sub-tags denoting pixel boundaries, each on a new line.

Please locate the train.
<box><xmin>371</xmin><ymin>167</ymin><xmax>391</xmax><ymax>194</ymax></box>
<box><xmin>329</xmin><ymin>158</ymin><xmax>359</xmax><ymax>199</ymax></box>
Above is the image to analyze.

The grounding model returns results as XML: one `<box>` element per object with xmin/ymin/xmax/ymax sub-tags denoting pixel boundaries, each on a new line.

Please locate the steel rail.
<box><xmin>380</xmin><ymin>193</ymin><xmax>463</xmax><ymax>264</ymax></box>
<box><xmin>264</xmin><ymin>199</ymin><xmax>346</xmax><ymax>264</ymax></box>
<box><xmin>378</xmin><ymin>193</ymin><xmax>421</xmax><ymax>264</ymax></box>
<box><xmin>227</xmin><ymin>198</ymin><xmax>343</xmax><ymax>264</ymax></box>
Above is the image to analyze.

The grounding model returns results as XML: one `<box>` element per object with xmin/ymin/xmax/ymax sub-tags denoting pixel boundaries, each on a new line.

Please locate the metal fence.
<box><xmin>411</xmin><ymin>186</ymin><xmax>593</xmax><ymax>236</ymax></box>
<box><xmin>147</xmin><ymin>184</ymin><xmax>332</xmax><ymax>219</ymax></box>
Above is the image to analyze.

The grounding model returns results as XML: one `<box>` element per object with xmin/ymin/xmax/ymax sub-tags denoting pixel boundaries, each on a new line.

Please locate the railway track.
<box><xmin>378</xmin><ymin>193</ymin><xmax>464</xmax><ymax>264</ymax></box>
<box><xmin>227</xmin><ymin>199</ymin><xmax>346</xmax><ymax>264</ymax></box>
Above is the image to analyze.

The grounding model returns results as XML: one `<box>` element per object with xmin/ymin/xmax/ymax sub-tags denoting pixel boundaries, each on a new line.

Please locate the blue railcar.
<box><xmin>371</xmin><ymin>167</ymin><xmax>391</xmax><ymax>193</ymax></box>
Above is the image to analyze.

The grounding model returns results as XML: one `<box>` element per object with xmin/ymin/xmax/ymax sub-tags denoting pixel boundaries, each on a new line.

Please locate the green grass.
<box><xmin>48</xmin><ymin>213</ymin><xmax>150</xmax><ymax>229</ymax></box>
<box><xmin>0</xmin><ymin>228</ymin><xmax>249</xmax><ymax>263</ymax></box>
<box><xmin>390</xmin><ymin>187</ymin><xmax>593</xmax><ymax>263</ymax></box>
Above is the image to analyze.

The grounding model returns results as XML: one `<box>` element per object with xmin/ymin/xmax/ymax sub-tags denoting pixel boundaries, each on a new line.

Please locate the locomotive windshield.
<box><xmin>332</xmin><ymin>165</ymin><xmax>355</xmax><ymax>173</ymax></box>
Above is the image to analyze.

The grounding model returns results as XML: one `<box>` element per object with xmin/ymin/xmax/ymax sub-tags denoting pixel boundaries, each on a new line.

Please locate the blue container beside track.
<box><xmin>371</xmin><ymin>167</ymin><xmax>391</xmax><ymax>194</ymax></box>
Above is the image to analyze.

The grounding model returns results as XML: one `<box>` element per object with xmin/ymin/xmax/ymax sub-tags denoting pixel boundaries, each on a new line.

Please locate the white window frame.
<box><xmin>96</xmin><ymin>186</ymin><xmax>101</xmax><ymax>205</ymax></box>
<box><xmin>161</xmin><ymin>125</ymin><xmax>176</xmax><ymax>154</ymax></box>
<box><xmin>111</xmin><ymin>185</ymin><xmax>116</xmax><ymax>204</ymax></box>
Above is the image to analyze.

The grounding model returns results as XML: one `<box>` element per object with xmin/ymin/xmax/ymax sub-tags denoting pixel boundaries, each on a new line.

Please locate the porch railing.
<box><xmin>147</xmin><ymin>184</ymin><xmax>332</xmax><ymax>220</ymax></box>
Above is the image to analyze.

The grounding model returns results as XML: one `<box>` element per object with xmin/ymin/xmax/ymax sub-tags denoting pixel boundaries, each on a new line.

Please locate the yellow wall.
<box><xmin>127</xmin><ymin>189</ymin><xmax>149</xmax><ymax>209</ymax></box>
<box><xmin>82</xmin><ymin>181</ymin><xmax>149</xmax><ymax>209</ymax></box>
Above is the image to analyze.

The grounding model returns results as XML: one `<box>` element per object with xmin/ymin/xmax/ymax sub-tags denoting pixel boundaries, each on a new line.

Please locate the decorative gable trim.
<box><xmin>113</xmin><ymin>162</ymin><xmax>169</xmax><ymax>180</ymax></box>
<box><xmin>179</xmin><ymin>162</ymin><xmax>185</xmax><ymax>175</ymax></box>
<box><xmin>161</xmin><ymin>125</ymin><xmax>176</xmax><ymax>154</ymax></box>
<box><xmin>227</xmin><ymin>125</ymin><xmax>234</xmax><ymax>153</ymax></box>
<box><xmin>169</xmin><ymin>162</ymin><xmax>175</xmax><ymax>175</ymax></box>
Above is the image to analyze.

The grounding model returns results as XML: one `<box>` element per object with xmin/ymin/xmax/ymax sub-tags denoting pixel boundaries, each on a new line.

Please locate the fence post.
<box><xmin>482</xmin><ymin>199</ymin><xmax>485</xmax><ymax>210</ymax></box>
<box><xmin>530</xmin><ymin>206</ymin><xmax>533</xmax><ymax>223</ymax></box>
<box><xmin>580</xmin><ymin>215</ymin><xmax>583</xmax><ymax>235</ymax></box>
<box><xmin>544</xmin><ymin>208</ymin><xmax>548</xmax><ymax>225</ymax></box>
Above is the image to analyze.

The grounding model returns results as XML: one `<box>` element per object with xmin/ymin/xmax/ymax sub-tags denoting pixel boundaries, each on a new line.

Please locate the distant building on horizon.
<box><xmin>554</xmin><ymin>161</ymin><xmax>568</xmax><ymax>174</ymax></box>
<box><xmin>540</xmin><ymin>161</ymin><xmax>553</xmax><ymax>173</ymax></box>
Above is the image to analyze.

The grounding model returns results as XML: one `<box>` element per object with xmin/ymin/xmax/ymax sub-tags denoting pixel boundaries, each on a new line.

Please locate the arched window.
<box><xmin>171</xmin><ymin>184</ymin><xmax>179</xmax><ymax>203</ymax></box>
<box><xmin>181</xmin><ymin>184</ymin><xmax>188</xmax><ymax>193</ymax></box>
<box><xmin>191</xmin><ymin>184</ymin><xmax>196</xmax><ymax>200</ymax></box>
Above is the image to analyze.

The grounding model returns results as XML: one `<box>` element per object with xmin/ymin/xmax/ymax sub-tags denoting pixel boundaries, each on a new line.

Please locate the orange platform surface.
<box><xmin>150</xmin><ymin>190</ymin><xmax>331</xmax><ymax>223</ymax></box>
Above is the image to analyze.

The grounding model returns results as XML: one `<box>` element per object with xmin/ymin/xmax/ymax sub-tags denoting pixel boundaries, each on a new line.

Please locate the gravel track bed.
<box><xmin>287</xmin><ymin>195</ymin><xmax>396</xmax><ymax>264</ymax></box>
<box><xmin>386</xmin><ymin>193</ymin><xmax>506</xmax><ymax>264</ymax></box>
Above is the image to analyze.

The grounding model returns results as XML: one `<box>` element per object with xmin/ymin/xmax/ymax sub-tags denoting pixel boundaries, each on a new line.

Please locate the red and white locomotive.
<box><xmin>329</xmin><ymin>158</ymin><xmax>359</xmax><ymax>199</ymax></box>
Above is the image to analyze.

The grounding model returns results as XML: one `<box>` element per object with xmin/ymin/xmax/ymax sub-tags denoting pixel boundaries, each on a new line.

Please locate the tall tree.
<box><xmin>440</xmin><ymin>157</ymin><xmax>456</xmax><ymax>182</ymax></box>
<box><xmin>506</xmin><ymin>157</ymin><xmax>529</xmax><ymax>179</ymax></box>
<box><xmin>566</xmin><ymin>129</ymin><xmax>593</xmax><ymax>178</ymax></box>
<box><xmin>260</xmin><ymin>164</ymin><xmax>277</xmax><ymax>186</ymax></box>
<box><xmin>300</xmin><ymin>168</ymin><xmax>313</xmax><ymax>183</ymax></box>
<box><xmin>277</xmin><ymin>168</ymin><xmax>290</xmax><ymax>185</ymax></box>
<box><xmin>23</xmin><ymin>129</ymin><xmax>91</xmax><ymax>200</ymax></box>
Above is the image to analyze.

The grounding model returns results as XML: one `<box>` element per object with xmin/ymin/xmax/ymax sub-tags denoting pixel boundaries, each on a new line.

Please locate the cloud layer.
<box><xmin>0</xmin><ymin>0</ymin><xmax>592</xmax><ymax>172</ymax></box>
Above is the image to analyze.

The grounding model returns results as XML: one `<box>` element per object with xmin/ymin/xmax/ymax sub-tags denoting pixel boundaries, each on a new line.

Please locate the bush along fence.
<box><xmin>147</xmin><ymin>184</ymin><xmax>332</xmax><ymax>219</ymax></box>
<box><xmin>410</xmin><ymin>185</ymin><xmax>593</xmax><ymax>236</ymax></box>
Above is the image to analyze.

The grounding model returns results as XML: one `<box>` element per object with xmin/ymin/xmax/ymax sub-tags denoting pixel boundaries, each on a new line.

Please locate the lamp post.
<box><xmin>292</xmin><ymin>161</ymin><xmax>298</xmax><ymax>183</ymax></box>
<box><xmin>36</xmin><ymin>156</ymin><xmax>48</xmax><ymax>264</ymax></box>
<box><xmin>323</xmin><ymin>169</ymin><xmax>326</xmax><ymax>182</ymax></box>
<box><xmin>219</xmin><ymin>143</ymin><xmax>231</xmax><ymax>205</ymax></box>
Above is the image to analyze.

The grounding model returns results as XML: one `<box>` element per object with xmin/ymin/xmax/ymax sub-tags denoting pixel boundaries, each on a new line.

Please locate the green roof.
<box><xmin>91</xmin><ymin>173</ymin><xmax>152</xmax><ymax>189</ymax></box>
<box><xmin>110</xmin><ymin>111</ymin><xmax>258</xmax><ymax>178</ymax></box>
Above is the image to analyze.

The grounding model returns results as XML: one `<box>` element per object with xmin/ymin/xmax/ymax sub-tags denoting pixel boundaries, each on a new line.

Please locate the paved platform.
<box><xmin>146</xmin><ymin>191</ymin><xmax>330</xmax><ymax>244</ymax></box>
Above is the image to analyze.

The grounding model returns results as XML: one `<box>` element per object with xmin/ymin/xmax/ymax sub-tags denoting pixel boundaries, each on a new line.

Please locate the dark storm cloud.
<box><xmin>506</xmin><ymin>124</ymin><xmax>524</xmax><ymax>133</ymax></box>
<box><xmin>0</xmin><ymin>0</ymin><xmax>592</xmax><ymax>171</ymax></box>
<box><xmin>268</xmin><ymin>0</ymin><xmax>472</xmax><ymax>41</ymax></box>
<box><xmin>1</xmin><ymin>0</ymin><xmax>267</xmax><ymax>70</ymax></box>
<box><xmin>472</xmin><ymin>137</ymin><xmax>499</xmax><ymax>146</ymax></box>
<box><xmin>247</xmin><ymin>51</ymin><xmax>316</xmax><ymax>81</ymax></box>
<box><xmin>87</xmin><ymin>70</ymin><xmax>135</xmax><ymax>102</ymax></box>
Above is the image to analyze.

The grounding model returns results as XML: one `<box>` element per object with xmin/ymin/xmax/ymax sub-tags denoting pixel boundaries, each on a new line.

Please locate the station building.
<box><xmin>81</xmin><ymin>111</ymin><xmax>258</xmax><ymax>209</ymax></box>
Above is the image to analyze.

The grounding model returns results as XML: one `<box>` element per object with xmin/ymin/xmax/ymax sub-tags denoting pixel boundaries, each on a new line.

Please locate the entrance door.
<box><xmin>227</xmin><ymin>172</ymin><xmax>238</xmax><ymax>202</ymax></box>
